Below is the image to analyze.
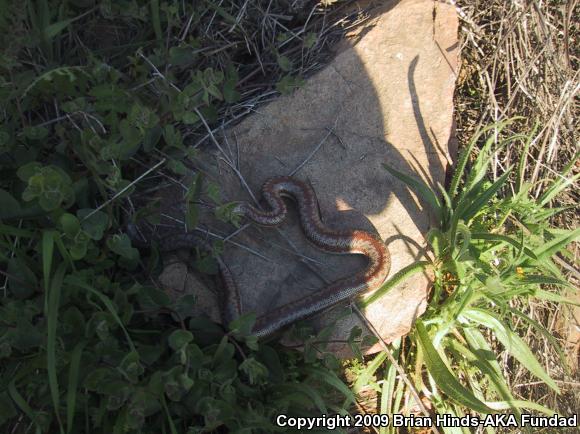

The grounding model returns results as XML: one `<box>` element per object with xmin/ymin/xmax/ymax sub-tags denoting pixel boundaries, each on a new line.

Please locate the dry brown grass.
<box><xmin>455</xmin><ymin>0</ymin><xmax>578</xmax><ymax>197</ymax></box>
<box><xmin>455</xmin><ymin>0</ymin><xmax>579</xmax><ymax>427</ymax></box>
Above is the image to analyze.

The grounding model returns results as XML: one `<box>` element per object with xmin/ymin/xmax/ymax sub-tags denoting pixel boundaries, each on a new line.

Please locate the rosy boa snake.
<box><xmin>130</xmin><ymin>176</ymin><xmax>391</xmax><ymax>337</ymax></box>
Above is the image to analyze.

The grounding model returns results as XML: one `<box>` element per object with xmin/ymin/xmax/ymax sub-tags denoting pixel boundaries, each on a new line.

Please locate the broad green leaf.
<box><xmin>532</xmin><ymin>227</ymin><xmax>580</xmax><ymax>260</ymax></box>
<box><xmin>277</xmin><ymin>55</ymin><xmax>292</xmax><ymax>72</ymax></box>
<box><xmin>448</xmin><ymin>339</ymin><xmax>514</xmax><ymax>404</ymax></box>
<box><xmin>7</xmin><ymin>255</ymin><xmax>38</xmax><ymax>299</ymax></box>
<box><xmin>415</xmin><ymin>320</ymin><xmax>493</xmax><ymax>413</ymax></box>
<box><xmin>168</xmin><ymin>330</ymin><xmax>194</xmax><ymax>350</ymax></box>
<box><xmin>107</xmin><ymin>234</ymin><xmax>140</xmax><ymax>261</ymax></box>
<box><xmin>229</xmin><ymin>312</ymin><xmax>256</xmax><ymax>337</ymax></box>
<box><xmin>23</xmin><ymin>125</ymin><xmax>49</xmax><ymax>140</ymax></box>
<box><xmin>462</xmin><ymin>309</ymin><xmax>559</xmax><ymax>393</ymax></box>
<box><xmin>60</xmin><ymin>213</ymin><xmax>80</xmax><ymax>238</ymax></box>
<box><xmin>77</xmin><ymin>208</ymin><xmax>108</xmax><ymax>240</ymax></box>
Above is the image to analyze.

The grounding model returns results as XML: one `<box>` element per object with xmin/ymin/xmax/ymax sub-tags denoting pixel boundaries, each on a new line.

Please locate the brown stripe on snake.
<box><xmin>234</xmin><ymin>176</ymin><xmax>391</xmax><ymax>337</ymax></box>
<box><xmin>129</xmin><ymin>176</ymin><xmax>391</xmax><ymax>338</ymax></box>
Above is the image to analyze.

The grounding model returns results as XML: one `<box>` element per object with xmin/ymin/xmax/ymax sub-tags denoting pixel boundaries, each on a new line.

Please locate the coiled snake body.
<box><xmin>132</xmin><ymin>176</ymin><xmax>391</xmax><ymax>337</ymax></box>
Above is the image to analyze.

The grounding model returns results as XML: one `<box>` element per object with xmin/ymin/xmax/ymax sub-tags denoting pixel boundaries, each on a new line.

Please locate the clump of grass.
<box><xmin>374</xmin><ymin>120</ymin><xmax>578</xmax><ymax>425</ymax></box>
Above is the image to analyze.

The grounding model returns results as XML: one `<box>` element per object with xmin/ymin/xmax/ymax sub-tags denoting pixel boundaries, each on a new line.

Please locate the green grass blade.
<box><xmin>8</xmin><ymin>379</ymin><xmax>40</xmax><ymax>428</ymax></box>
<box><xmin>359</xmin><ymin>261</ymin><xmax>430</xmax><ymax>308</ymax></box>
<box><xmin>47</xmin><ymin>262</ymin><xmax>67</xmax><ymax>434</ymax></box>
<box><xmin>453</xmin><ymin>221</ymin><xmax>471</xmax><ymax>260</ymax></box>
<box><xmin>42</xmin><ymin>230</ymin><xmax>55</xmax><ymax>293</ymax></box>
<box><xmin>45</xmin><ymin>18</ymin><xmax>74</xmax><ymax>39</ymax></box>
<box><xmin>150</xmin><ymin>0</ymin><xmax>162</xmax><ymax>42</ymax></box>
<box><xmin>304</xmin><ymin>367</ymin><xmax>355</xmax><ymax>405</ymax></box>
<box><xmin>391</xmin><ymin>375</ymin><xmax>405</xmax><ymax>430</ymax></box>
<box><xmin>537</xmin><ymin>151</ymin><xmax>580</xmax><ymax>206</ymax></box>
<box><xmin>525</xmin><ymin>206</ymin><xmax>571</xmax><ymax>224</ymax></box>
<box><xmin>534</xmin><ymin>256</ymin><xmax>566</xmax><ymax>281</ymax></box>
<box><xmin>379</xmin><ymin>379</ymin><xmax>390</xmax><ymax>434</ymax></box>
<box><xmin>506</xmin><ymin>306</ymin><xmax>569</xmax><ymax>375</ymax></box>
<box><xmin>462</xmin><ymin>309</ymin><xmax>560</xmax><ymax>393</ymax></box>
<box><xmin>515</xmin><ymin>274</ymin><xmax>572</xmax><ymax>288</ymax></box>
<box><xmin>0</xmin><ymin>224</ymin><xmax>35</xmax><ymax>237</ymax></box>
<box><xmin>461</xmin><ymin>168</ymin><xmax>512</xmax><ymax>222</ymax></box>
<box><xmin>415</xmin><ymin>320</ymin><xmax>493</xmax><ymax>413</ymax></box>
<box><xmin>202</xmin><ymin>0</ymin><xmax>236</xmax><ymax>23</ymax></box>
<box><xmin>516</xmin><ymin>122</ymin><xmax>539</xmax><ymax>193</ymax></box>
<box><xmin>437</xmin><ymin>182</ymin><xmax>453</xmax><ymax>226</ymax></box>
<box><xmin>539</xmin><ymin>172</ymin><xmax>580</xmax><ymax>207</ymax></box>
<box><xmin>448</xmin><ymin>120</ymin><xmax>507</xmax><ymax>199</ymax></box>
<box><xmin>353</xmin><ymin>351</ymin><xmax>387</xmax><ymax>394</ymax></box>
<box><xmin>532</xmin><ymin>227</ymin><xmax>580</xmax><ymax>260</ymax></box>
<box><xmin>66</xmin><ymin>341</ymin><xmax>86</xmax><ymax>433</ymax></box>
<box><xmin>281</xmin><ymin>383</ymin><xmax>327</xmax><ymax>412</ymax></box>
<box><xmin>379</xmin><ymin>341</ymin><xmax>400</xmax><ymax>434</ymax></box>
<box><xmin>383</xmin><ymin>163</ymin><xmax>442</xmax><ymax>223</ymax></box>
<box><xmin>448</xmin><ymin>339</ymin><xmax>514</xmax><ymax>404</ymax></box>
<box><xmin>463</xmin><ymin>328</ymin><xmax>507</xmax><ymax>386</ymax></box>
<box><xmin>534</xmin><ymin>289</ymin><xmax>579</xmax><ymax>306</ymax></box>
<box><xmin>450</xmin><ymin>118</ymin><xmax>521</xmax><ymax>200</ymax></box>
<box><xmin>161</xmin><ymin>395</ymin><xmax>178</xmax><ymax>434</ymax></box>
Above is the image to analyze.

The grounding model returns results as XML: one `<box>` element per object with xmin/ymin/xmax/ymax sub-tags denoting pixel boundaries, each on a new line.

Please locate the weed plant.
<box><xmin>0</xmin><ymin>1</ymin><xmax>361</xmax><ymax>433</ymax></box>
<box><xmin>358</xmin><ymin>120</ymin><xmax>578</xmax><ymax>433</ymax></box>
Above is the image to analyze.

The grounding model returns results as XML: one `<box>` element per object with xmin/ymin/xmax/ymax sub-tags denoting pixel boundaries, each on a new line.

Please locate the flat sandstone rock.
<box><xmin>183</xmin><ymin>0</ymin><xmax>458</xmax><ymax>356</ymax></box>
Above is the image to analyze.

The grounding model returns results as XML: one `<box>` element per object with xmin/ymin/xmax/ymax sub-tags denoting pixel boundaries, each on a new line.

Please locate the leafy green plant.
<box><xmin>374</xmin><ymin>120</ymin><xmax>578</xmax><ymax>425</ymax></box>
<box><xmin>0</xmin><ymin>1</ymin><xmax>356</xmax><ymax>433</ymax></box>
